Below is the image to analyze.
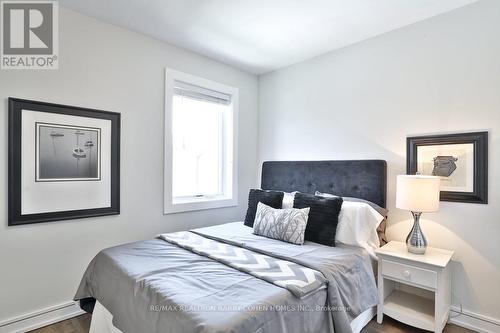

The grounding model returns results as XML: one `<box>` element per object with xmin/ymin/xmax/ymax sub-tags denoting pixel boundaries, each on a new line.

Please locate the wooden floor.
<box><xmin>29</xmin><ymin>314</ymin><xmax>475</xmax><ymax>333</ymax></box>
<box><xmin>362</xmin><ymin>316</ymin><xmax>475</xmax><ymax>333</ymax></box>
<box><xmin>28</xmin><ymin>314</ymin><xmax>91</xmax><ymax>333</ymax></box>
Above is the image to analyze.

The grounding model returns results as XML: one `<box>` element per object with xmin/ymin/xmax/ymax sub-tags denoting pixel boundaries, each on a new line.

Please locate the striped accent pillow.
<box><xmin>293</xmin><ymin>193</ymin><xmax>343</xmax><ymax>246</ymax></box>
<box><xmin>244</xmin><ymin>189</ymin><xmax>284</xmax><ymax>227</ymax></box>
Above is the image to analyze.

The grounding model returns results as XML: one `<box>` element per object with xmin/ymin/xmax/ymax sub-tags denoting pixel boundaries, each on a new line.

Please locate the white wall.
<box><xmin>259</xmin><ymin>0</ymin><xmax>500</xmax><ymax>325</ymax></box>
<box><xmin>0</xmin><ymin>8</ymin><xmax>258</xmax><ymax>322</ymax></box>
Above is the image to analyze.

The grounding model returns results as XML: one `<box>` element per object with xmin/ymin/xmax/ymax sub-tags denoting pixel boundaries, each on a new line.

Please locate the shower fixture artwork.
<box><xmin>36</xmin><ymin>122</ymin><xmax>101</xmax><ymax>181</ymax></box>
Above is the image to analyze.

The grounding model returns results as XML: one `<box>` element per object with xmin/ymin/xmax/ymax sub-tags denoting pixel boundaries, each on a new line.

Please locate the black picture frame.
<box><xmin>407</xmin><ymin>132</ymin><xmax>488</xmax><ymax>204</ymax></box>
<box><xmin>8</xmin><ymin>98</ymin><xmax>121</xmax><ymax>225</ymax></box>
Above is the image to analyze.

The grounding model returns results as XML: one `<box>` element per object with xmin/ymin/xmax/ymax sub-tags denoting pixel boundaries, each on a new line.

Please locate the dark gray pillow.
<box><xmin>344</xmin><ymin>197</ymin><xmax>388</xmax><ymax>217</ymax></box>
<box><xmin>293</xmin><ymin>193</ymin><xmax>343</xmax><ymax>247</ymax></box>
<box><xmin>244</xmin><ymin>189</ymin><xmax>284</xmax><ymax>227</ymax></box>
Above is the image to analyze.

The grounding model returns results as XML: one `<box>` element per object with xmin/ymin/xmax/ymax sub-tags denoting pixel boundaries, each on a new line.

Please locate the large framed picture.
<box><xmin>8</xmin><ymin>98</ymin><xmax>120</xmax><ymax>225</ymax></box>
<box><xmin>407</xmin><ymin>132</ymin><xmax>488</xmax><ymax>204</ymax></box>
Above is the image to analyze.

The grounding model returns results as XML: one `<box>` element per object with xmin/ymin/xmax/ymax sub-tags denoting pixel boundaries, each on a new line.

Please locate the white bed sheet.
<box><xmin>89</xmin><ymin>301</ymin><xmax>122</xmax><ymax>333</ymax></box>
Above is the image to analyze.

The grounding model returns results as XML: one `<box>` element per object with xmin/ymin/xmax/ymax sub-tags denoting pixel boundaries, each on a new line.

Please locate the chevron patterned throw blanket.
<box><xmin>159</xmin><ymin>231</ymin><xmax>327</xmax><ymax>298</ymax></box>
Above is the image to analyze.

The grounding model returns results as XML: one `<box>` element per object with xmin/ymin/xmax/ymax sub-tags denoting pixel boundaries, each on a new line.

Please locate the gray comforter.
<box><xmin>74</xmin><ymin>222</ymin><xmax>378</xmax><ymax>333</ymax></box>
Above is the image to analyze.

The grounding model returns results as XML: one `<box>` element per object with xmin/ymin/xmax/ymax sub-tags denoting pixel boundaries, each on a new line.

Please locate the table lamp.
<box><xmin>396</xmin><ymin>175</ymin><xmax>441</xmax><ymax>254</ymax></box>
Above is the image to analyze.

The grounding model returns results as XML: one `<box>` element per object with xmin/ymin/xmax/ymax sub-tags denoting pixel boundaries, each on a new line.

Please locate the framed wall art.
<box><xmin>407</xmin><ymin>132</ymin><xmax>488</xmax><ymax>204</ymax></box>
<box><xmin>8</xmin><ymin>98</ymin><xmax>121</xmax><ymax>225</ymax></box>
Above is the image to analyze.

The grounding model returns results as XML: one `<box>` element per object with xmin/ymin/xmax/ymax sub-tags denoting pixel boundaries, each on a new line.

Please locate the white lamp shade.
<box><xmin>396</xmin><ymin>175</ymin><xmax>441</xmax><ymax>212</ymax></box>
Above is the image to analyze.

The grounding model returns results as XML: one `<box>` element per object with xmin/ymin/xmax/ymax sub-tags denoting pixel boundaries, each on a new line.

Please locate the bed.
<box><xmin>75</xmin><ymin>160</ymin><xmax>387</xmax><ymax>333</ymax></box>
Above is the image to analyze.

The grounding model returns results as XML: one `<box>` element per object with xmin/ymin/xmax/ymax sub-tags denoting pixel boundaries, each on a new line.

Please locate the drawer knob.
<box><xmin>402</xmin><ymin>270</ymin><xmax>411</xmax><ymax>278</ymax></box>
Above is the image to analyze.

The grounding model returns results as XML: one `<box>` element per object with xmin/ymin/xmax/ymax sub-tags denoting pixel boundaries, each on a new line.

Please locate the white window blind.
<box><xmin>173</xmin><ymin>80</ymin><xmax>232</xmax><ymax>105</ymax></box>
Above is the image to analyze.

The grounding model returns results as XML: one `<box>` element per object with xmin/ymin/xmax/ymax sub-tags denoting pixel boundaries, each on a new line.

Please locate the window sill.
<box><xmin>164</xmin><ymin>196</ymin><xmax>237</xmax><ymax>214</ymax></box>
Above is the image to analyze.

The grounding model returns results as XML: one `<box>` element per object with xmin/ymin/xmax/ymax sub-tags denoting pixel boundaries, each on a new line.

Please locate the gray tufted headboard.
<box><xmin>261</xmin><ymin>160</ymin><xmax>387</xmax><ymax>208</ymax></box>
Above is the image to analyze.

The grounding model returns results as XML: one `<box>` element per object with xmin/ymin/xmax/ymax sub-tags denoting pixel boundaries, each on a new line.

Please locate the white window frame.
<box><xmin>164</xmin><ymin>68</ymin><xmax>238</xmax><ymax>214</ymax></box>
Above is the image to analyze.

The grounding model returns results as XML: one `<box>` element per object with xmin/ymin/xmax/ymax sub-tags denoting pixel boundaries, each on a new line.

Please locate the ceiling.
<box><xmin>60</xmin><ymin>0</ymin><xmax>478</xmax><ymax>75</ymax></box>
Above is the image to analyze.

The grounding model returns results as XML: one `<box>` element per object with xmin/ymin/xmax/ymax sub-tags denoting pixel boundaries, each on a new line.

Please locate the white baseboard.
<box><xmin>0</xmin><ymin>301</ymin><xmax>84</xmax><ymax>333</ymax></box>
<box><xmin>1</xmin><ymin>300</ymin><xmax>499</xmax><ymax>333</ymax></box>
<box><xmin>450</xmin><ymin>306</ymin><xmax>500</xmax><ymax>333</ymax></box>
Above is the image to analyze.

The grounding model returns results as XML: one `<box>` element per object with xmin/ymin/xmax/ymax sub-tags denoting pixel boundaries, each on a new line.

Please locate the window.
<box><xmin>164</xmin><ymin>69</ymin><xmax>238</xmax><ymax>213</ymax></box>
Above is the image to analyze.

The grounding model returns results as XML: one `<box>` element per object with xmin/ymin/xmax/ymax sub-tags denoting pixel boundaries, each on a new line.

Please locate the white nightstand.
<box><xmin>375</xmin><ymin>241</ymin><xmax>454</xmax><ymax>333</ymax></box>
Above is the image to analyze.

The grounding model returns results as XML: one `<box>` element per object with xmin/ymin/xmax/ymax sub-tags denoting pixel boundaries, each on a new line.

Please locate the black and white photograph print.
<box><xmin>407</xmin><ymin>132</ymin><xmax>488</xmax><ymax>204</ymax></box>
<box><xmin>8</xmin><ymin>98</ymin><xmax>120</xmax><ymax>226</ymax></box>
<box><xmin>36</xmin><ymin>123</ymin><xmax>101</xmax><ymax>181</ymax></box>
<box><xmin>415</xmin><ymin>143</ymin><xmax>473</xmax><ymax>193</ymax></box>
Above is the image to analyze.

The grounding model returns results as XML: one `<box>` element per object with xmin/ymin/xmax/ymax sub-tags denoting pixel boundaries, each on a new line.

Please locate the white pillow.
<box><xmin>336</xmin><ymin>201</ymin><xmax>384</xmax><ymax>259</ymax></box>
<box><xmin>281</xmin><ymin>191</ymin><xmax>298</xmax><ymax>209</ymax></box>
<box><xmin>314</xmin><ymin>191</ymin><xmax>384</xmax><ymax>258</ymax></box>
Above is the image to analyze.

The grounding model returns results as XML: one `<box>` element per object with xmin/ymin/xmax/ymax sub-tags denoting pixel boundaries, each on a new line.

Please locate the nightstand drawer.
<box><xmin>381</xmin><ymin>259</ymin><xmax>437</xmax><ymax>289</ymax></box>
